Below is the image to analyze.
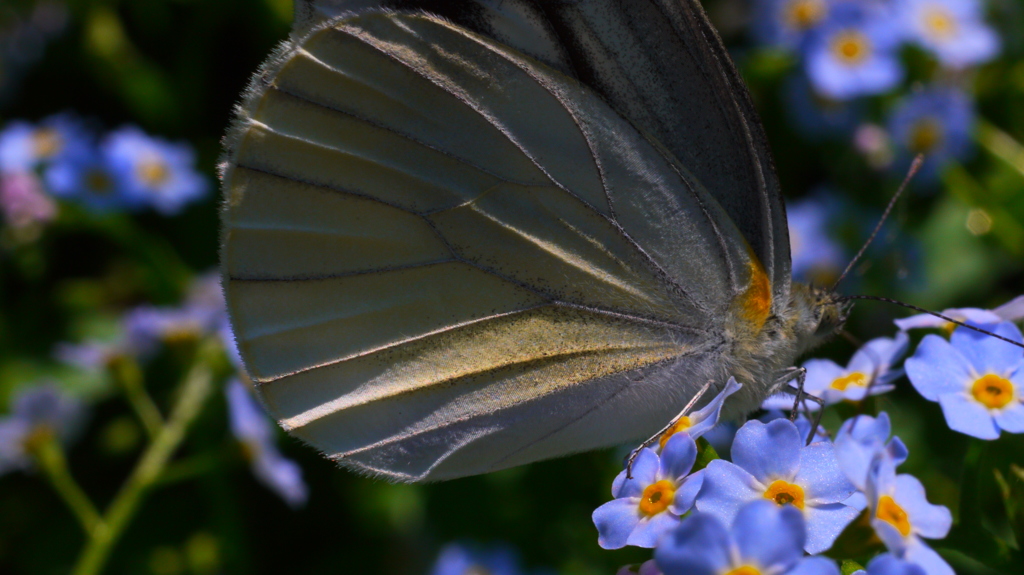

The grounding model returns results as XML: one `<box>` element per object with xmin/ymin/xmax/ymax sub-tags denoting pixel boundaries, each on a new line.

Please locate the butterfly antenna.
<box><xmin>831</xmin><ymin>154</ymin><xmax>925</xmax><ymax>292</ymax></box>
<box><xmin>837</xmin><ymin>294</ymin><xmax>1024</xmax><ymax>351</ymax></box>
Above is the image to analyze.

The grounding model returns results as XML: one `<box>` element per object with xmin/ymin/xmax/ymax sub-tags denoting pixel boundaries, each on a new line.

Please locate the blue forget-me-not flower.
<box><xmin>899</xmin><ymin>0</ymin><xmax>999</xmax><ymax>69</ymax></box>
<box><xmin>0</xmin><ymin>113</ymin><xmax>91</xmax><ymax>172</ymax></box>
<box><xmin>656</xmin><ymin>500</ymin><xmax>840</xmax><ymax>575</ymax></box>
<box><xmin>225</xmin><ymin>379</ymin><xmax>308</xmax><ymax>508</ymax></box>
<box><xmin>888</xmin><ymin>87</ymin><xmax>974</xmax><ymax>182</ymax></box>
<box><xmin>429</xmin><ymin>543</ymin><xmax>525</xmax><ymax>575</ymax></box>
<box><xmin>751</xmin><ymin>0</ymin><xmax>831</xmax><ymax>50</ymax></box>
<box><xmin>787</xmin><ymin>194</ymin><xmax>846</xmax><ymax>285</ymax></box>
<box><xmin>866</xmin><ymin>458</ymin><xmax>954</xmax><ymax>575</ymax></box>
<box><xmin>593</xmin><ymin>433</ymin><xmax>704</xmax><ymax>549</ymax></box>
<box><xmin>804</xmin><ymin>1</ymin><xmax>903</xmax><ymax>99</ymax></box>
<box><xmin>894</xmin><ymin>294</ymin><xmax>1024</xmax><ymax>332</ymax></box>
<box><xmin>0</xmin><ymin>170</ymin><xmax>55</xmax><ymax>229</ymax></box>
<box><xmin>45</xmin><ymin>149</ymin><xmax>127</xmax><ymax>212</ymax></box>
<box><xmin>764</xmin><ymin>333</ymin><xmax>909</xmax><ymax>409</ymax></box>
<box><xmin>905</xmin><ymin>321</ymin><xmax>1024</xmax><ymax>439</ymax></box>
<box><xmin>0</xmin><ymin>384</ymin><xmax>83</xmax><ymax>476</ymax></box>
<box><xmin>696</xmin><ymin>419</ymin><xmax>858</xmax><ymax>554</ymax></box>
<box><xmin>861</xmin><ymin>553</ymin><xmax>929</xmax><ymax>575</ymax></box>
<box><xmin>102</xmin><ymin>126</ymin><xmax>207</xmax><ymax>215</ymax></box>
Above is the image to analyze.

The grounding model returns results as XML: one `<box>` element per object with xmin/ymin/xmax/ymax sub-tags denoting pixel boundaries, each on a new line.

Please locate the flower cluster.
<box><xmin>50</xmin><ymin>272</ymin><xmax>306</xmax><ymax>507</ymax></box>
<box><xmin>752</xmin><ymin>0</ymin><xmax>999</xmax><ymax>181</ymax></box>
<box><xmin>596</xmin><ymin>294</ymin><xmax>1024</xmax><ymax>574</ymax></box>
<box><xmin>0</xmin><ymin>113</ymin><xmax>207</xmax><ymax>233</ymax></box>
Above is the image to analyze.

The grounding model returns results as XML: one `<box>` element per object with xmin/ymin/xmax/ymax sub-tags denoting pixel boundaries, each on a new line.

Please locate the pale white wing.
<box><xmin>221</xmin><ymin>11</ymin><xmax>761</xmax><ymax>482</ymax></box>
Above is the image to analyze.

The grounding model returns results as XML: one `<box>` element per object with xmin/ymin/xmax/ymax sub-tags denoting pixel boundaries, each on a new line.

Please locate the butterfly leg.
<box><xmin>625</xmin><ymin>380</ymin><xmax>714</xmax><ymax>479</ymax></box>
<box><xmin>783</xmin><ymin>368</ymin><xmax>826</xmax><ymax>445</ymax></box>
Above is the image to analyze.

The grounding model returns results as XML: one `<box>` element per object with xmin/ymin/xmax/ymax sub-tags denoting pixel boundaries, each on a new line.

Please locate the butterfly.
<box><xmin>219</xmin><ymin>0</ymin><xmax>847</xmax><ymax>482</ymax></box>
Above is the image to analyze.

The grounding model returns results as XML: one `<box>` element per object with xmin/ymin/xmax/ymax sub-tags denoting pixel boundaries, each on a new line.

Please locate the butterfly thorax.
<box><xmin>718</xmin><ymin>282</ymin><xmax>848</xmax><ymax>417</ymax></box>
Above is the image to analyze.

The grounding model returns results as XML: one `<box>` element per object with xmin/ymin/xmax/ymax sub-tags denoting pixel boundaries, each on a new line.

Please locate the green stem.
<box><xmin>976</xmin><ymin>119</ymin><xmax>1024</xmax><ymax>181</ymax></box>
<box><xmin>33</xmin><ymin>434</ymin><xmax>103</xmax><ymax>535</ymax></box>
<box><xmin>71</xmin><ymin>341</ymin><xmax>218</xmax><ymax>575</ymax></box>
<box><xmin>110</xmin><ymin>357</ymin><xmax>164</xmax><ymax>441</ymax></box>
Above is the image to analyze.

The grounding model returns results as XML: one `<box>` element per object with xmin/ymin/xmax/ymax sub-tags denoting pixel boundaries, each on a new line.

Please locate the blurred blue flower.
<box><xmin>696</xmin><ymin>418</ymin><xmax>857</xmax><ymax>553</ymax></box>
<box><xmin>888</xmin><ymin>88</ymin><xmax>974</xmax><ymax>182</ymax></box>
<box><xmin>123</xmin><ymin>272</ymin><xmax>227</xmax><ymax>356</ymax></box>
<box><xmin>0</xmin><ymin>170</ymin><xmax>55</xmax><ymax>229</ymax></box>
<box><xmin>787</xmin><ymin>194</ymin><xmax>846</xmax><ymax>285</ymax></box>
<box><xmin>804</xmin><ymin>2</ymin><xmax>903</xmax><ymax>99</ymax></box>
<box><xmin>44</xmin><ymin>150</ymin><xmax>128</xmax><ymax>212</ymax></box>
<box><xmin>834</xmin><ymin>413</ymin><xmax>908</xmax><ymax>495</ymax></box>
<box><xmin>751</xmin><ymin>0</ymin><xmax>832</xmax><ymax>49</ymax></box>
<box><xmin>0</xmin><ymin>384</ymin><xmax>84</xmax><ymax>475</ymax></box>
<box><xmin>617</xmin><ymin>560</ymin><xmax>662</xmax><ymax>575</ymax></box>
<box><xmin>784</xmin><ymin>74</ymin><xmax>865</xmax><ymax>140</ymax></box>
<box><xmin>656</xmin><ymin>377</ymin><xmax>741</xmax><ymax>450</ymax></box>
<box><xmin>429</xmin><ymin>543</ymin><xmax>523</xmax><ymax>575</ymax></box>
<box><xmin>225</xmin><ymin>379</ymin><xmax>307</xmax><ymax>508</ymax></box>
<box><xmin>763</xmin><ymin>333</ymin><xmax>909</xmax><ymax>409</ymax></box>
<box><xmin>905</xmin><ymin>321</ymin><xmax>1024</xmax><ymax>439</ymax></box>
<box><xmin>593</xmin><ymin>434</ymin><xmax>703</xmax><ymax>549</ymax></box>
<box><xmin>864</xmin><ymin>554</ymin><xmax>928</xmax><ymax>575</ymax></box>
<box><xmin>656</xmin><ymin>500</ymin><xmax>840</xmax><ymax>575</ymax></box>
<box><xmin>0</xmin><ymin>113</ymin><xmax>91</xmax><ymax>172</ymax></box>
<box><xmin>102</xmin><ymin>126</ymin><xmax>207</xmax><ymax>215</ymax></box>
<box><xmin>866</xmin><ymin>458</ymin><xmax>953</xmax><ymax>575</ymax></box>
<box><xmin>899</xmin><ymin>0</ymin><xmax>999</xmax><ymax>68</ymax></box>
<box><xmin>894</xmin><ymin>294</ymin><xmax>1024</xmax><ymax>331</ymax></box>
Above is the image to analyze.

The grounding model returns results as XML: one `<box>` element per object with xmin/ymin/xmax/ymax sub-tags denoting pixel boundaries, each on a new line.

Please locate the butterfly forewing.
<box><xmin>222</xmin><ymin>9</ymin><xmax>769</xmax><ymax>481</ymax></box>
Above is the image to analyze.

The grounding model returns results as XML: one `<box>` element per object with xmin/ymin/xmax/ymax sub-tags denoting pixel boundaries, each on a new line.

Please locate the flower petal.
<box><xmin>902</xmin><ymin>538</ymin><xmax>955</xmax><ymax>575</ymax></box>
<box><xmin>894</xmin><ymin>474</ymin><xmax>952</xmax><ymax>540</ymax></box>
<box><xmin>803</xmin><ymin>502</ymin><xmax>860</xmax><ymax>554</ymax></box>
<box><xmin>687</xmin><ymin>378</ymin><xmax>742</xmax><ymax>439</ymax></box>
<box><xmin>865</xmin><ymin>553</ymin><xmax>927</xmax><ymax>575</ymax></box>
<box><xmin>994</xmin><ymin>295</ymin><xmax>1024</xmax><ymax>322</ymax></box>
<box><xmin>593</xmin><ymin>498</ymin><xmax>642</xmax><ymax>550</ymax></box>
<box><xmin>787</xmin><ymin>556</ymin><xmax>841</xmax><ymax>575</ymax></box>
<box><xmin>628</xmin><ymin>511</ymin><xmax>681</xmax><ymax>549</ymax></box>
<box><xmin>937</xmin><ymin>393</ymin><xmax>1000</xmax><ymax>440</ymax></box>
<box><xmin>694</xmin><ymin>460</ymin><xmax>763</xmax><ymax>524</ymax></box>
<box><xmin>731</xmin><ymin>419</ymin><xmax>802</xmax><ymax>482</ymax></box>
<box><xmin>654</xmin><ymin>513</ymin><xmax>730</xmax><ymax>575</ymax></box>
<box><xmin>796</xmin><ymin>443</ymin><xmax>856</xmax><ymax>504</ymax></box>
<box><xmin>660</xmin><ymin>433</ymin><xmax>697</xmax><ymax>481</ymax></box>
<box><xmin>950</xmin><ymin>322</ymin><xmax>1024</xmax><ymax>376</ymax></box>
<box><xmin>802</xmin><ymin>359</ymin><xmax>846</xmax><ymax>397</ymax></box>
<box><xmin>994</xmin><ymin>400</ymin><xmax>1024</xmax><ymax>433</ymax></box>
<box><xmin>732</xmin><ymin>500</ymin><xmax>806</xmax><ymax>569</ymax></box>
<box><xmin>616</xmin><ymin>449</ymin><xmax>660</xmax><ymax>497</ymax></box>
<box><xmin>905</xmin><ymin>335</ymin><xmax>972</xmax><ymax>400</ymax></box>
<box><xmin>670</xmin><ymin>470</ymin><xmax>704</xmax><ymax>516</ymax></box>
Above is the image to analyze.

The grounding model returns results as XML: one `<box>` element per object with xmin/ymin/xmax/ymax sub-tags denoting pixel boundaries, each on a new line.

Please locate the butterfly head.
<box><xmin>790</xmin><ymin>283</ymin><xmax>851</xmax><ymax>354</ymax></box>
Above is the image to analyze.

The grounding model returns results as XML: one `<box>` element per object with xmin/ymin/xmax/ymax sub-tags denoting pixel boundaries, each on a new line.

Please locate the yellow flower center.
<box><xmin>138</xmin><ymin>160</ymin><xmax>170</xmax><ymax>187</ymax></box>
<box><xmin>831</xmin><ymin>371</ymin><xmax>869</xmax><ymax>391</ymax></box>
<box><xmin>876</xmin><ymin>495</ymin><xmax>912</xmax><ymax>536</ymax></box>
<box><xmin>86</xmin><ymin>169</ymin><xmax>113</xmax><ymax>195</ymax></box>
<box><xmin>971</xmin><ymin>374</ymin><xmax>1014</xmax><ymax>409</ymax></box>
<box><xmin>724</xmin><ymin>567</ymin><xmax>762</xmax><ymax>575</ymax></box>
<box><xmin>763</xmin><ymin>480</ymin><xmax>805</xmax><ymax>510</ymax></box>
<box><xmin>923</xmin><ymin>7</ymin><xmax>957</xmax><ymax>39</ymax></box>
<box><xmin>639</xmin><ymin>480</ymin><xmax>676</xmax><ymax>516</ymax></box>
<box><xmin>831</xmin><ymin>31</ymin><xmax>871</xmax><ymax>65</ymax></box>
<box><xmin>785</xmin><ymin>0</ymin><xmax>826</xmax><ymax>30</ymax></box>
<box><xmin>659</xmin><ymin>416</ymin><xmax>692</xmax><ymax>449</ymax></box>
<box><xmin>908</xmin><ymin>119</ymin><xmax>944</xmax><ymax>154</ymax></box>
<box><xmin>32</xmin><ymin>128</ymin><xmax>63</xmax><ymax>159</ymax></box>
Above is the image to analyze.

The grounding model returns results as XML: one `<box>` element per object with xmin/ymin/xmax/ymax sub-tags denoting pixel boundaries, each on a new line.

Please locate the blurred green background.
<box><xmin>0</xmin><ymin>0</ymin><xmax>1022</xmax><ymax>574</ymax></box>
